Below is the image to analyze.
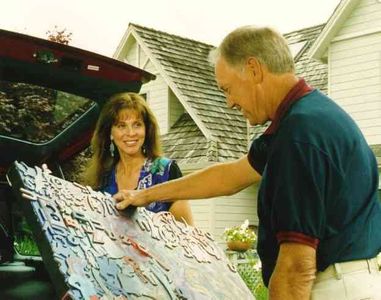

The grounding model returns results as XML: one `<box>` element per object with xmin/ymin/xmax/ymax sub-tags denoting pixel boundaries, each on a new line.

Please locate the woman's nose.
<box><xmin>122</xmin><ymin>126</ymin><xmax>136</xmax><ymax>135</ymax></box>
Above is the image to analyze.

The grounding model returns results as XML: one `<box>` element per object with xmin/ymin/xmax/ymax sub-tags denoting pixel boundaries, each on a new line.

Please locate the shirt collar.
<box><xmin>264</xmin><ymin>78</ymin><xmax>313</xmax><ymax>135</ymax></box>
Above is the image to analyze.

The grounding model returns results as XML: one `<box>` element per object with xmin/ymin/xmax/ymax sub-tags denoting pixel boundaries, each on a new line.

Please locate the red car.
<box><xmin>0</xmin><ymin>28</ymin><xmax>155</xmax><ymax>299</ymax></box>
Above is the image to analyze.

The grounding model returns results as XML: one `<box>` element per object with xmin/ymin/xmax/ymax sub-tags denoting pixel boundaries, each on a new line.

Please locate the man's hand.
<box><xmin>113</xmin><ymin>190</ymin><xmax>148</xmax><ymax>210</ymax></box>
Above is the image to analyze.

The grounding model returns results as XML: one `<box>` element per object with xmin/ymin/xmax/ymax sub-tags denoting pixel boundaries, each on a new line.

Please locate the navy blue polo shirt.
<box><xmin>249</xmin><ymin>88</ymin><xmax>381</xmax><ymax>286</ymax></box>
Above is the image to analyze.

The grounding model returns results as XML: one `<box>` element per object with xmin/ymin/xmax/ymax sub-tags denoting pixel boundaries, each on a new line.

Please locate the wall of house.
<box><xmin>122</xmin><ymin>35</ymin><xmax>170</xmax><ymax>134</ymax></box>
<box><xmin>168</xmin><ymin>89</ymin><xmax>184</xmax><ymax>127</ymax></box>
<box><xmin>139</xmin><ymin>60</ymin><xmax>169</xmax><ymax>134</ymax></box>
<box><xmin>188</xmin><ymin>183</ymin><xmax>259</xmax><ymax>246</ymax></box>
<box><xmin>328</xmin><ymin>0</ymin><xmax>381</xmax><ymax>145</ymax></box>
<box><xmin>336</xmin><ymin>0</ymin><xmax>381</xmax><ymax>36</ymax></box>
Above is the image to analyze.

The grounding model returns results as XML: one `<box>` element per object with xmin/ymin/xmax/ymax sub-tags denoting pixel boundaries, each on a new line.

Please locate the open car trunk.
<box><xmin>0</xmin><ymin>28</ymin><xmax>155</xmax><ymax>174</ymax></box>
<box><xmin>0</xmin><ymin>28</ymin><xmax>154</xmax><ymax>299</ymax></box>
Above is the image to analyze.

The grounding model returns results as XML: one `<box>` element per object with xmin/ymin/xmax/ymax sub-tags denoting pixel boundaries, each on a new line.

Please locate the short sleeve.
<box><xmin>248</xmin><ymin>134</ymin><xmax>273</xmax><ymax>175</ymax></box>
<box><xmin>265</xmin><ymin>139</ymin><xmax>332</xmax><ymax>247</ymax></box>
<box><xmin>168</xmin><ymin>161</ymin><xmax>182</xmax><ymax>180</ymax></box>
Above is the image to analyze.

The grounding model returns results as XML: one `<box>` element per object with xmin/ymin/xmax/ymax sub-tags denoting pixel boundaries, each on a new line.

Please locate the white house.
<box><xmin>309</xmin><ymin>0</ymin><xmax>381</xmax><ymax>167</ymax></box>
<box><xmin>113</xmin><ymin>23</ymin><xmax>327</xmax><ymax>244</ymax></box>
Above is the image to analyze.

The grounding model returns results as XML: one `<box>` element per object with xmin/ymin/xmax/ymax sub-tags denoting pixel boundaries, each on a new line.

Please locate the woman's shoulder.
<box><xmin>146</xmin><ymin>156</ymin><xmax>173</xmax><ymax>174</ymax></box>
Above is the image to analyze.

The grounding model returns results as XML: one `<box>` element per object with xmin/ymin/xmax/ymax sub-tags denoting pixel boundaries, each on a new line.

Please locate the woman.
<box><xmin>83</xmin><ymin>92</ymin><xmax>193</xmax><ymax>225</ymax></box>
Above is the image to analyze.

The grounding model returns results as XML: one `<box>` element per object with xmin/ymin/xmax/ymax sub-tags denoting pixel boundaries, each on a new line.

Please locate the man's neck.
<box><xmin>265</xmin><ymin>73</ymin><xmax>299</xmax><ymax>121</ymax></box>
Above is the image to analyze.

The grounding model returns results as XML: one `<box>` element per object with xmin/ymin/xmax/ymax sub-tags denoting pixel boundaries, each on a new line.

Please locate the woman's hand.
<box><xmin>113</xmin><ymin>189</ymin><xmax>148</xmax><ymax>210</ymax></box>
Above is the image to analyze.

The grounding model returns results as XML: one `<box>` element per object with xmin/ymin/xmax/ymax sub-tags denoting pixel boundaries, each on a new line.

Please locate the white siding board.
<box><xmin>330</xmin><ymin>45</ymin><xmax>381</xmax><ymax>61</ymax></box>
<box><xmin>168</xmin><ymin>89</ymin><xmax>185</xmax><ymax>128</ymax></box>
<box><xmin>340</xmin><ymin>17</ymin><xmax>381</xmax><ymax>36</ymax></box>
<box><xmin>358</xmin><ymin>116</ymin><xmax>381</xmax><ymax>130</ymax></box>
<box><xmin>367</xmin><ymin>134</ymin><xmax>381</xmax><ymax>144</ymax></box>
<box><xmin>188</xmin><ymin>184</ymin><xmax>258</xmax><ymax>244</ymax></box>
<box><xmin>330</xmin><ymin>34</ymin><xmax>381</xmax><ymax>53</ymax></box>
<box><xmin>350</xmin><ymin>110</ymin><xmax>381</xmax><ymax>121</ymax></box>
<box><xmin>330</xmin><ymin>76</ymin><xmax>380</xmax><ymax>90</ymax></box>
<box><xmin>332</xmin><ymin>92</ymin><xmax>381</xmax><ymax>105</ymax></box>
<box><xmin>215</xmin><ymin>217</ymin><xmax>257</xmax><ymax>228</ymax></box>
<box><xmin>362</xmin><ymin>132</ymin><xmax>381</xmax><ymax>145</ymax></box>
<box><xmin>330</xmin><ymin>69</ymin><xmax>379</xmax><ymax>84</ymax></box>
<box><xmin>215</xmin><ymin>204</ymin><xmax>256</xmax><ymax>213</ymax></box>
<box><xmin>328</xmin><ymin>24</ymin><xmax>381</xmax><ymax>144</ymax></box>
<box><xmin>143</xmin><ymin>60</ymin><xmax>158</xmax><ymax>75</ymax></box>
<box><xmin>349</xmin><ymin>3</ymin><xmax>381</xmax><ymax>19</ymax></box>
<box><xmin>196</xmin><ymin>221</ymin><xmax>211</xmax><ymax>228</ymax></box>
<box><xmin>139</xmin><ymin>71</ymin><xmax>169</xmax><ymax>134</ymax></box>
<box><xmin>337</xmin><ymin>0</ymin><xmax>381</xmax><ymax>36</ymax></box>
<box><xmin>331</xmin><ymin>86</ymin><xmax>381</xmax><ymax>100</ymax></box>
<box><xmin>330</xmin><ymin>55</ymin><xmax>379</xmax><ymax>68</ymax></box>
<box><xmin>125</xmin><ymin>39</ymin><xmax>138</xmax><ymax>67</ymax></box>
<box><xmin>138</xmin><ymin>45</ymin><xmax>149</xmax><ymax>68</ymax></box>
<box><xmin>344</xmin><ymin>101</ymin><xmax>380</xmax><ymax>114</ymax></box>
<box><xmin>330</xmin><ymin>62</ymin><xmax>379</xmax><ymax>77</ymax></box>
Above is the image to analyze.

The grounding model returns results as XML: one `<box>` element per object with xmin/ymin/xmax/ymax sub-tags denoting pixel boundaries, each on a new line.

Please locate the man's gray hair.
<box><xmin>209</xmin><ymin>26</ymin><xmax>295</xmax><ymax>74</ymax></box>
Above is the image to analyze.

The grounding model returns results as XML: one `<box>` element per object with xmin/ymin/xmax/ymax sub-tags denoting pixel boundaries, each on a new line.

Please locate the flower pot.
<box><xmin>227</xmin><ymin>241</ymin><xmax>253</xmax><ymax>252</ymax></box>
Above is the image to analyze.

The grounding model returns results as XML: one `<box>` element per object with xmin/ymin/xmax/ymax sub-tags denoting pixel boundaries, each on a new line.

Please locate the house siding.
<box><xmin>328</xmin><ymin>0</ymin><xmax>381</xmax><ymax>145</ymax></box>
<box><xmin>121</xmin><ymin>37</ymin><xmax>170</xmax><ymax>135</ymax></box>
<box><xmin>124</xmin><ymin>38</ymin><xmax>138</xmax><ymax>66</ymax></box>
<box><xmin>140</xmin><ymin>69</ymin><xmax>169</xmax><ymax>134</ymax></box>
<box><xmin>168</xmin><ymin>88</ymin><xmax>184</xmax><ymax>128</ymax></box>
<box><xmin>188</xmin><ymin>184</ymin><xmax>259</xmax><ymax>246</ymax></box>
<box><xmin>336</xmin><ymin>0</ymin><xmax>381</xmax><ymax>36</ymax></box>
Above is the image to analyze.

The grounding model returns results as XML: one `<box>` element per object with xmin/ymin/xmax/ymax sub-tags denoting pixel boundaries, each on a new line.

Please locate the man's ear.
<box><xmin>246</xmin><ymin>57</ymin><xmax>263</xmax><ymax>84</ymax></box>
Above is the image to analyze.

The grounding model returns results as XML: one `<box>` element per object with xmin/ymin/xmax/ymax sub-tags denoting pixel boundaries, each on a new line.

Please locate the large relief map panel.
<box><xmin>8</xmin><ymin>161</ymin><xmax>254</xmax><ymax>300</ymax></box>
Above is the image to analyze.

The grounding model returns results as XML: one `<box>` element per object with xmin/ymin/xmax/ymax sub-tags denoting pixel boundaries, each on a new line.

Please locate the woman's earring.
<box><xmin>110</xmin><ymin>137</ymin><xmax>115</xmax><ymax>157</ymax></box>
<box><xmin>142</xmin><ymin>144</ymin><xmax>147</xmax><ymax>155</ymax></box>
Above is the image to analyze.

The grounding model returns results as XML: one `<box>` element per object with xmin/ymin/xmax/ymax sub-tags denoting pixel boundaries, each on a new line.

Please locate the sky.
<box><xmin>0</xmin><ymin>0</ymin><xmax>341</xmax><ymax>57</ymax></box>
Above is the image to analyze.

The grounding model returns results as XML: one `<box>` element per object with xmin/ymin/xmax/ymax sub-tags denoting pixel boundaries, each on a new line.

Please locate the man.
<box><xmin>114</xmin><ymin>26</ymin><xmax>381</xmax><ymax>299</ymax></box>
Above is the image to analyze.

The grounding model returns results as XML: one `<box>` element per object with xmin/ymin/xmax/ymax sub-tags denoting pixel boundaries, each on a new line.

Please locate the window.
<box><xmin>0</xmin><ymin>80</ymin><xmax>93</xmax><ymax>143</ymax></box>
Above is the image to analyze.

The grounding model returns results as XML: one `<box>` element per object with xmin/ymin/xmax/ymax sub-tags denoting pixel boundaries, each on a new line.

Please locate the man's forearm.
<box><xmin>268</xmin><ymin>243</ymin><xmax>316</xmax><ymax>300</ymax></box>
<box><xmin>114</xmin><ymin>156</ymin><xmax>260</xmax><ymax>209</ymax></box>
<box><xmin>269</xmin><ymin>269</ymin><xmax>314</xmax><ymax>300</ymax></box>
<box><xmin>143</xmin><ymin>160</ymin><xmax>256</xmax><ymax>203</ymax></box>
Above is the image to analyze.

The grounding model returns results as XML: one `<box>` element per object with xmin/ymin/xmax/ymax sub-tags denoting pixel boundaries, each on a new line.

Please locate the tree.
<box><xmin>46</xmin><ymin>25</ymin><xmax>72</xmax><ymax>45</ymax></box>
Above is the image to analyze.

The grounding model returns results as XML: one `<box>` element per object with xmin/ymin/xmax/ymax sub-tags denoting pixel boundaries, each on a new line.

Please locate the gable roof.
<box><xmin>286</xmin><ymin>24</ymin><xmax>328</xmax><ymax>94</ymax></box>
<box><xmin>308</xmin><ymin>0</ymin><xmax>359</xmax><ymax>61</ymax></box>
<box><xmin>114</xmin><ymin>23</ymin><xmax>327</xmax><ymax>164</ymax></box>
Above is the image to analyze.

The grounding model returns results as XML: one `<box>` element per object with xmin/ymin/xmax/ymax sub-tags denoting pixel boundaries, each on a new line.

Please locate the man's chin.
<box><xmin>248</xmin><ymin>118</ymin><xmax>258</xmax><ymax>126</ymax></box>
<box><xmin>248</xmin><ymin>118</ymin><xmax>267</xmax><ymax>126</ymax></box>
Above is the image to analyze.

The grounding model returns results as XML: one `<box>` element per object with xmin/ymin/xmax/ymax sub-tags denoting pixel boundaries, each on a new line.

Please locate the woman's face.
<box><xmin>110</xmin><ymin>108</ymin><xmax>146</xmax><ymax>157</ymax></box>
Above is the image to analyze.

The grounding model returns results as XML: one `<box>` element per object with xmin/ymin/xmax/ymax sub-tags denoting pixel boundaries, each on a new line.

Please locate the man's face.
<box><xmin>215</xmin><ymin>57</ymin><xmax>265</xmax><ymax>125</ymax></box>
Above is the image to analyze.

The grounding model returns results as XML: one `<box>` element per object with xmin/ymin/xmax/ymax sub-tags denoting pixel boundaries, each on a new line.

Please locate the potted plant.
<box><xmin>223</xmin><ymin>220</ymin><xmax>257</xmax><ymax>252</ymax></box>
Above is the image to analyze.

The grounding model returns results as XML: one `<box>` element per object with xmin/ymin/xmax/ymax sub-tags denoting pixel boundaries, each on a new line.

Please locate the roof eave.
<box><xmin>308</xmin><ymin>0</ymin><xmax>360</xmax><ymax>62</ymax></box>
<box><xmin>128</xmin><ymin>25</ymin><xmax>214</xmax><ymax>141</ymax></box>
<box><xmin>113</xmin><ymin>24</ymin><xmax>134</xmax><ymax>59</ymax></box>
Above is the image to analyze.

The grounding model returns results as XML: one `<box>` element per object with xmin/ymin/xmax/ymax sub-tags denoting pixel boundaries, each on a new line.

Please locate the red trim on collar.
<box><xmin>265</xmin><ymin>78</ymin><xmax>313</xmax><ymax>135</ymax></box>
<box><xmin>276</xmin><ymin>231</ymin><xmax>319</xmax><ymax>249</ymax></box>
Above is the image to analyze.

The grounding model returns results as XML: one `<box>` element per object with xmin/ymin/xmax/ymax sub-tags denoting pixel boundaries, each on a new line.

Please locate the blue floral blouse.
<box><xmin>102</xmin><ymin>157</ymin><xmax>180</xmax><ymax>213</ymax></box>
